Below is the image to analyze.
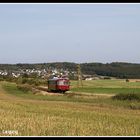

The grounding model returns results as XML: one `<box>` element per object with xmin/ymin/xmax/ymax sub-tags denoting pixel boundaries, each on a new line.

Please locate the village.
<box><xmin>0</xmin><ymin>67</ymin><xmax>113</xmax><ymax>80</ymax></box>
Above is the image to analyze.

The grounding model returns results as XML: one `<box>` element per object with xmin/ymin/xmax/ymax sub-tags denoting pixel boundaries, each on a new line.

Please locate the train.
<box><xmin>47</xmin><ymin>77</ymin><xmax>70</xmax><ymax>93</ymax></box>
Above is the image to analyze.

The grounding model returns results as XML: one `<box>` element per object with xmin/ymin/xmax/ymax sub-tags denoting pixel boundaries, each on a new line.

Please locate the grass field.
<box><xmin>71</xmin><ymin>79</ymin><xmax>140</xmax><ymax>94</ymax></box>
<box><xmin>0</xmin><ymin>79</ymin><xmax>140</xmax><ymax>136</ymax></box>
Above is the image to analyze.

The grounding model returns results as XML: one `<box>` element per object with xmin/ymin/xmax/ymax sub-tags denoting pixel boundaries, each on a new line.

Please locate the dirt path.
<box><xmin>66</xmin><ymin>91</ymin><xmax>115</xmax><ymax>97</ymax></box>
<box><xmin>0</xmin><ymin>82</ymin><xmax>114</xmax><ymax>104</ymax></box>
<box><xmin>0</xmin><ymin>82</ymin><xmax>67</xmax><ymax>105</ymax></box>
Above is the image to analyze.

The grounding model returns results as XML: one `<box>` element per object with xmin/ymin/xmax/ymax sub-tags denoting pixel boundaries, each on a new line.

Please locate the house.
<box><xmin>85</xmin><ymin>77</ymin><xmax>93</xmax><ymax>80</ymax></box>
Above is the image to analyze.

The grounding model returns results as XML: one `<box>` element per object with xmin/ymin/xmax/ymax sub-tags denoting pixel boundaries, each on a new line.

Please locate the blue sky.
<box><xmin>0</xmin><ymin>3</ymin><xmax>140</xmax><ymax>64</ymax></box>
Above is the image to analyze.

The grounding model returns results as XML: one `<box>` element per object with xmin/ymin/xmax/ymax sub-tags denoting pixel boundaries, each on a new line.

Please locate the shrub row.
<box><xmin>16</xmin><ymin>77</ymin><xmax>48</xmax><ymax>86</ymax></box>
<box><xmin>112</xmin><ymin>93</ymin><xmax>140</xmax><ymax>101</ymax></box>
<box><xmin>17</xmin><ymin>84</ymin><xmax>33</xmax><ymax>93</ymax></box>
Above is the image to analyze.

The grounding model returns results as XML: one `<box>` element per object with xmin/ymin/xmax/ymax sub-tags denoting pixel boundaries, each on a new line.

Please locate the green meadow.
<box><xmin>0</xmin><ymin>79</ymin><xmax>140</xmax><ymax>136</ymax></box>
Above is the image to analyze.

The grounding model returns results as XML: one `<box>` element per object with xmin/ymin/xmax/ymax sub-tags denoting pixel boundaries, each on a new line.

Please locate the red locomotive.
<box><xmin>47</xmin><ymin>77</ymin><xmax>70</xmax><ymax>93</ymax></box>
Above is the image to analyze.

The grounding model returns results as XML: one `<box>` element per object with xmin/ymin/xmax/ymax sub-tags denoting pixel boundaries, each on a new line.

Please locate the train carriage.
<box><xmin>47</xmin><ymin>77</ymin><xmax>70</xmax><ymax>93</ymax></box>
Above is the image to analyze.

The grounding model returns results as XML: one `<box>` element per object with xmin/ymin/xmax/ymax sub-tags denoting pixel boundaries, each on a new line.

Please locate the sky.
<box><xmin>0</xmin><ymin>3</ymin><xmax>140</xmax><ymax>64</ymax></box>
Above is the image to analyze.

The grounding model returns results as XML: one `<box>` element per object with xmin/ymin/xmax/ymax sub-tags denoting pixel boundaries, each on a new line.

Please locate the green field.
<box><xmin>0</xmin><ymin>80</ymin><xmax>140</xmax><ymax>136</ymax></box>
<box><xmin>71</xmin><ymin>79</ymin><xmax>140</xmax><ymax>93</ymax></box>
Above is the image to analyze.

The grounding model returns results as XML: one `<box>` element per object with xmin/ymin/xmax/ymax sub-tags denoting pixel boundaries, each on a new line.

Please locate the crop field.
<box><xmin>0</xmin><ymin>79</ymin><xmax>140</xmax><ymax>136</ymax></box>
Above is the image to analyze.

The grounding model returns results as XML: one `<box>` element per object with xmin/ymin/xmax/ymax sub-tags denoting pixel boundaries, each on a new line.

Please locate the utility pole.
<box><xmin>56</xmin><ymin>63</ymin><xmax>62</xmax><ymax>78</ymax></box>
<box><xmin>77</xmin><ymin>64</ymin><xmax>83</xmax><ymax>88</ymax></box>
<box><xmin>46</xmin><ymin>67</ymin><xmax>51</xmax><ymax>80</ymax></box>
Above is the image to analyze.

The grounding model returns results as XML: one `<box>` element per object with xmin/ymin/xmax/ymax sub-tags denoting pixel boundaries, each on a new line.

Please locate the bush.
<box><xmin>129</xmin><ymin>103</ymin><xmax>140</xmax><ymax>110</ymax></box>
<box><xmin>0</xmin><ymin>78</ymin><xmax>4</xmax><ymax>81</ymax></box>
<box><xmin>16</xmin><ymin>77</ymin><xmax>48</xmax><ymax>86</ymax></box>
<box><xmin>104</xmin><ymin>76</ymin><xmax>111</xmax><ymax>79</ymax></box>
<box><xmin>17</xmin><ymin>84</ymin><xmax>33</xmax><ymax>93</ymax></box>
<box><xmin>112</xmin><ymin>93</ymin><xmax>140</xmax><ymax>101</ymax></box>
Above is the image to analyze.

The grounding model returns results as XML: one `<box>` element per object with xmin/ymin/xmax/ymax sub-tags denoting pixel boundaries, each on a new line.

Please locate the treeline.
<box><xmin>81</xmin><ymin>62</ymin><xmax>140</xmax><ymax>79</ymax></box>
<box><xmin>0</xmin><ymin>62</ymin><xmax>140</xmax><ymax>79</ymax></box>
<box><xmin>0</xmin><ymin>62</ymin><xmax>77</xmax><ymax>71</ymax></box>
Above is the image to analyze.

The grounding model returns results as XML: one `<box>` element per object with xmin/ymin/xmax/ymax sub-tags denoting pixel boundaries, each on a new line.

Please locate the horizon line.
<box><xmin>0</xmin><ymin>61</ymin><xmax>140</xmax><ymax>65</ymax></box>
